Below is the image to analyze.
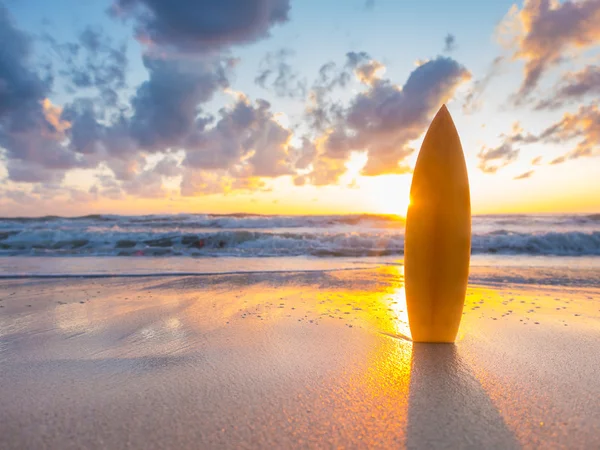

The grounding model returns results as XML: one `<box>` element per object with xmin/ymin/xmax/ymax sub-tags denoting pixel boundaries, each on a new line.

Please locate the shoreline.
<box><xmin>2</xmin><ymin>256</ymin><xmax>600</xmax><ymax>289</ymax></box>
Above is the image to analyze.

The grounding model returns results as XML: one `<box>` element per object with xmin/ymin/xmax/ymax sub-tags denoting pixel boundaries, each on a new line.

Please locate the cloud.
<box><xmin>498</xmin><ymin>0</ymin><xmax>600</xmax><ymax>100</ymax></box>
<box><xmin>152</xmin><ymin>155</ymin><xmax>182</xmax><ymax>177</ymax></box>
<box><xmin>0</xmin><ymin>184</ymin><xmax>100</xmax><ymax>210</ymax></box>
<box><xmin>129</xmin><ymin>55</ymin><xmax>229</xmax><ymax>152</ymax></box>
<box><xmin>0</xmin><ymin>5</ymin><xmax>50</xmax><ymax>122</ymax></box>
<box><xmin>92</xmin><ymin>174</ymin><xmax>123</xmax><ymax>199</ymax></box>
<box><xmin>180</xmin><ymin>168</ymin><xmax>266</xmax><ymax>196</ymax></box>
<box><xmin>1</xmin><ymin>0</ymin><xmax>303</xmax><ymax>201</ymax></box>
<box><xmin>477</xmin><ymin>142</ymin><xmax>520</xmax><ymax>173</ymax></box>
<box><xmin>480</xmin><ymin>104</ymin><xmax>600</xmax><ymax>170</ymax></box>
<box><xmin>476</xmin><ymin>121</ymin><xmax>541</xmax><ymax>173</ymax></box>
<box><xmin>60</xmin><ymin>98</ymin><xmax>105</xmax><ymax>154</ymax></box>
<box><xmin>514</xmin><ymin>170</ymin><xmax>534</xmax><ymax>179</ymax></box>
<box><xmin>111</xmin><ymin>0</ymin><xmax>291</xmax><ymax>52</ymax></box>
<box><xmin>305</xmin><ymin>59</ymin><xmax>353</xmax><ymax>133</ymax></box>
<box><xmin>56</xmin><ymin>53</ymin><xmax>231</xmax><ymax>185</ymax></box>
<box><xmin>255</xmin><ymin>48</ymin><xmax>307</xmax><ymax>98</ymax></box>
<box><xmin>365</xmin><ymin>0</ymin><xmax>375</xmax><ymax>10</ymax></box>
<box><xmin>0</xmin><ymin>2</ymin><xmax>477</xmax><ymax>203</ymax></box>
<box><xmin>316</xmin><ymin>55</ymin><xmax>471</xmax><ymax>176</ymax></box>
<box><xmin>535</xmin><ymin>65</ymin><xmax>600</xmax><ymax>110</ymax></box>
<box><xmin>122</xmin><ymin>166</ymin><xmax>168</xmax><ymax>198</ymax></box>
<box><xmin>443</xmin><ymin>33</ymin><xmax>456</xmax><ymax>53</ymax></box>
<box><xmin>463</xmin><ymin>56</ymin><xmax>504</xmax><ymax>114</ymax></box>
<box><xmin>353</xmin><ymin>59</ymin><xmax>385</xmax><ymax>85</ymax></box>
<box><xmin>303</xmin><ymin>154</ymin><xmax>348</xmax><ymax>186</ymax></box>
<box><xmin>0</xmin><ymin>7</ymin><xmax>89</xmax><ymax>183</ymax></box>
<box><xmin>45</xmin><ymin>26</ymin><xmax>128</xmax><ymax>102</ymax></box>
<box><xmin>184</xmin><ymin>96</ymin><xmax>295</xmax><ymax>178</ymax></box>
<box><xmin>304</xmin><ymin>52</ymin><xmax>384</xmax><ymax>133</ymax></box>
<box><xmin>293</xmin><ymin>137</ymin><xmax>317</xmax><ymax>170</ymax></box>
<box><xmin>538</xmin><ymin>103</ymin><xmax>600</xmax><ymax>162</ymax></box>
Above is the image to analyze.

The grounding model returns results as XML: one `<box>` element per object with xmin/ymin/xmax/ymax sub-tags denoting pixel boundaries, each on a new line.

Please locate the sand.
<box><xmin>1</xmin><ymin>266</ymin><xmax>599</xmax><ymax>449</ymax></box>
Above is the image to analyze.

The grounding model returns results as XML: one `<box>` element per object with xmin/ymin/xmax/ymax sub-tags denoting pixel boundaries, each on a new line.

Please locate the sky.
<box><xmin>0</xmin><ymin>0</ymin><xmax>599</xmax><ymax>217</ymax></box>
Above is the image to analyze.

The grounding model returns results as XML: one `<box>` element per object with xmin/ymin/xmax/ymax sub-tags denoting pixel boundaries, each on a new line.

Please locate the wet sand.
<box><xmin>1</xmin><ymin>267</ymin><xmax>599</xmax><ymax>449</ymax></box>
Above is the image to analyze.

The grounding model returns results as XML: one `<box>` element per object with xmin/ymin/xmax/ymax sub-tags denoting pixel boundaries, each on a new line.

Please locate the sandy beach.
<box><xmin>1</xmin><ymin>266</ymin><xmax>599</xmax><ymax>449</ymax></box>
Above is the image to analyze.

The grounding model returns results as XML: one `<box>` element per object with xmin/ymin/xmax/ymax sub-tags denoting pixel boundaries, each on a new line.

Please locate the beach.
<box><xmin>1</xmin><ymin>263</ymin><xmax>599</xmax><ymax>449</ymax></box>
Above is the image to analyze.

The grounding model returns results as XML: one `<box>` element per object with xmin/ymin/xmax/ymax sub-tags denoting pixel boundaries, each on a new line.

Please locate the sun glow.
<box><xmin>360</xmin><ymin>174</ymin><xmax>412</xmax><ymax>217</ymax></box>
<box><xmin>342</xmin><ymin>153</ymin><xmax>412</xmax><ymax>217</ymax></box>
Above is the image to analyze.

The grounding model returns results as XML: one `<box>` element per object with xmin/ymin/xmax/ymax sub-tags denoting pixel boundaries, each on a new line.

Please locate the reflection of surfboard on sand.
<box><xmin>405</xmin><ymin>105</ymin><xmax>471</xmax><ymax>343</ymax></box>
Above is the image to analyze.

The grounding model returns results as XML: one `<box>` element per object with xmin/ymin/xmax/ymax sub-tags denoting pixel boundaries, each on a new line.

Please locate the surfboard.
<box><xmin>404</xmin><ymin>104</ymin><xmax>471</xmax><ymax>343</ymax></box>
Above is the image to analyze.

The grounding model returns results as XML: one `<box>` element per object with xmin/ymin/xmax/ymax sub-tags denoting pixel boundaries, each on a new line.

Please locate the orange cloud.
<box><xmin>42</xmin><ymin>98</ymin><xmax>71</xmax><ymax>136</ymax></box>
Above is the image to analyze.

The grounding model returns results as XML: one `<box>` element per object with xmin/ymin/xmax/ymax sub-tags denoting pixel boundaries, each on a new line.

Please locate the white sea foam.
<box><xmin>0</xmin><ymin>214</ymin><xmax>599</xmax><ymax>257</ymax></box>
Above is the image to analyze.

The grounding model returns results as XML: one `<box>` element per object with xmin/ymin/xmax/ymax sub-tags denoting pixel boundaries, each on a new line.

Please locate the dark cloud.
<box><xmin>0</xmin><ymin>6</ymin><xmax>86</xmax><ymax>183</ymax></box>
<box><xmin>55</xmin><ymin>50</ymin><xmax>296</xmax><ymax>195</ymax></box>
<box><xmin>319</xmin><ymin>56</ymin><xmax>471</xmax><ymax>176</ymax></box>
<box><xmin>477</xmin><ymin>142</ymin><xmax>520</xmax><ymax>173</ymax></box>
<box><xmin>0</xmin><ymin>6</ymin><xmax>50</xmax><ymax>122</ymax></box>
<box><xmin>255</xmin><ymin>48</ymin><xmax>307</xmax><ymax>98</ymax></box>
<box><xmin>152</xmin><ymin>155</ymin><xmax>182</xmax><ymax>177</ymax></box>
<box><xmin>129</xmin><ymin>55</ymin><xmax>229</xmax><ymax>152</ymax></box>
<box><xmin>1</xmin><ymin>0</ymin><xmax>301</xmax><ymax>199</ymax></box>
<box><xmin>111</xmin><ymin>0</ymin><xmax>290</xmax><ymax>52</ymax></box>
<box><xmin>45</xmin><ymin>27</ymin><xmax>128</xmax><ymax>104</ymax></box>
<box><xmin>443</xmin><ymin>33</ymin><xmax>456</xmax><ymax>53</ymax></box>
<box><xmin>514</xmin><ymin>170</ymin><xmax>534</xmax><ymax>180</ymax></box>
<box><xmin>103</xmin><ymin>153</ymin><xmax>145</xmax><ymax>181</ymax></box>
<box><xmin>305</xmin><ymin>60</ymin><xmax>351</xmax><ymax>132</ymax></box>
<box><xmin>57</xmin><ymin>53</ymin><xmax>231</xmax><ymax>184</ymax></box>
<box><xmin>5</xmin><ymin>160</ymin><xmax>67</xmax><ymax>184</ymax></box>
<box><xmin>184</xmin><ymin>97</ymin><xmax>294</xmax><ymax>178</ymax></box>
<box><xmin>61</xmin><ymin>98</ymin><xmax>104</xmax><ymax>154</ymax></box>
<box><xmin>499</xmin><ymin>0</ymin><xmax>600</xmax><ymax>100</ymax></box>
<box><xmin>535</xmin><ymin>65</ymin><xmax>600</xmax><ymax>110</ymax></box>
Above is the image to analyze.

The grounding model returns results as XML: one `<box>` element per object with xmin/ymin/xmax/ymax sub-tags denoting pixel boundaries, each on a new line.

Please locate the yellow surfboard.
<box><xmin>405</xmin><ymin>105</ymin><xmax>471</xmax><ymax>343</ymax></box>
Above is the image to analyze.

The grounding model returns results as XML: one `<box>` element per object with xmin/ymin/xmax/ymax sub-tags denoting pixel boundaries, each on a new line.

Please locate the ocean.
<box><xmin>1</xmin><ymin>213</ymin><xmax>599</xmax><ymax>286</ymax></box>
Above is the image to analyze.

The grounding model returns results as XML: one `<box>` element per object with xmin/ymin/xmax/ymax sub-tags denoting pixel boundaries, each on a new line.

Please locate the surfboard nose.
<box><xmin>429</xmin><ymin>104</ymin><xmax>455</xmax><ymax>135</ymax></box>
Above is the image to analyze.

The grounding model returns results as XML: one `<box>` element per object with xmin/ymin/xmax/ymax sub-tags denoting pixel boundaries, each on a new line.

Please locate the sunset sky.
<box><xmin>1</xmin><ymin>0</ymin><xmax>599</xmax><ymax>217</ymax></box>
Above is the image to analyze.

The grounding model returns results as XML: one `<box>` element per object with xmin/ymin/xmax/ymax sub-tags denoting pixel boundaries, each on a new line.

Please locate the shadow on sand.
<box><xmin>406</xmin><ymin>343</ymin><xmax>519</xmax><ymax>449</ymax></box>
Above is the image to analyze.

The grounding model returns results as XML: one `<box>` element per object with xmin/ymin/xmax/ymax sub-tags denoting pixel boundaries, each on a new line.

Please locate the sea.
<box><xmin>1</xmin><ymin>213</ymin><xmax>599</xmax><ymax>287</ymax></box>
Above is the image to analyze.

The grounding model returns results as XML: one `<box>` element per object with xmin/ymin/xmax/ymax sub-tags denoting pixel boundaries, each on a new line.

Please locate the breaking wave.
<box><xmin>0</xmin><ymin>224</ymin><xmax>599</xmax><ymax>257</ymax></box>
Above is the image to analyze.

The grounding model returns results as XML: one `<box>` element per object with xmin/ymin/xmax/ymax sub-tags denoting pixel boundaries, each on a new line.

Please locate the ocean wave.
<box><xmin>0</xmin><ymin>213</ymin><xmax>405</xmax><ymax>230</ymax></box>
<box><xmin>1</xmin><ymin>228</ymin><xmax>599</xmax><ymax>257</ymax></box>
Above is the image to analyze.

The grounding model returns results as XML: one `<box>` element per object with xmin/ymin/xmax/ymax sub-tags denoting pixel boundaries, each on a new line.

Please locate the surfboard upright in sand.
<box><xmin>405</xmin><ymin>105</ymin><xmax>471</xmax><ymax>343</ymax></box>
